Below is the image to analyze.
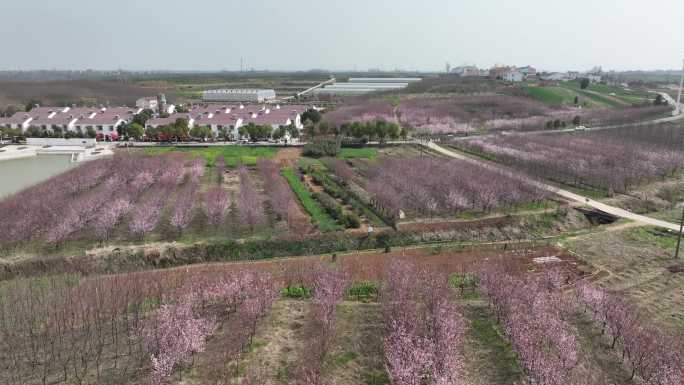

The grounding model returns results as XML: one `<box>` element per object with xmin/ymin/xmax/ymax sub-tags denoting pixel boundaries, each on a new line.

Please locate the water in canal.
<box><xmin>0</xmin><ymin>155</ymin><xmax>77</xmax><ymax>198</ymax></box>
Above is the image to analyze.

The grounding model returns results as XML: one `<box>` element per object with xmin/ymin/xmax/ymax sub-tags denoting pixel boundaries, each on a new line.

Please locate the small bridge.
<box><xmin>575</xmin><ymin>207</ymin><xmax>620</xmax><ymax>225</ymax></box>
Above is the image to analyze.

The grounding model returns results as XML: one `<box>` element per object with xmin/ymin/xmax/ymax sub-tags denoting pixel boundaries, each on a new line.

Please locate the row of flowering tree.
<box><xmin>0</xmin><ymin>272</ymin><xmax>174</xmax><ymax>385</ymax></box>
<box><xmin>141</xmin><ymin>270</ymin><xmax>278</xmax><ymax>385</ymax></box>
<box><xmin>238</xmin><ymin>164</ymin><xmax>267</xmax><ymax>230</ymax></box>
<box><xmin>258</xmin><ymin>159</ymin><xmax>310</xmax><ymax>233</ymax></box>
<box><xmin>0</xmin><ymin>152</ymin><xmax>201</xmax><ymax>249</ymax></box>
<box><xmin>295</xmin><ymin>265</ymin><xmax>349</xmax><ymax>385</ymax></box>
<box><xmin>576</xmin><ymin>282</ymin><xmax>683</xmax><ymax>385</ymax></box>
<box><xmin>366</xmin><ymin>156</ymin><xmax>548</xmax><ymax>219</ymax></box>
<box><xmin>0</xmin><ymin>267</ymin><xmax>278</xmax><ymax>385</ymax></box>
<box><xmin>381</xmin><ymin>261</ymin><xmax>468</xmax><ymax>385</ymax></box>
<box><xmin>322</xmin><ymin>94</ymin><xmax>669</xmax><ymax>135</ymax></box>
<box><xmin>475</xmin><ymin>264</ymin><xmax>582</xmax><ymax>385</ymax></box>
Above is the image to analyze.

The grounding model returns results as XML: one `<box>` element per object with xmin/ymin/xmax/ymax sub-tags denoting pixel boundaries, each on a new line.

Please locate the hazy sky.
<box><xmin>2</xmin><ymin>0</ymin><xmax>683</xmax><ymax>72</ymax></box>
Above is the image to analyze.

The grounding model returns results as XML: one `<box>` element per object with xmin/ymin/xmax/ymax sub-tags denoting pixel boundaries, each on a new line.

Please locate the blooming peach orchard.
<box><xmin>459</xmin><ymin>122</ymin><xmax>684</xmax><ymax>193</ymax></box>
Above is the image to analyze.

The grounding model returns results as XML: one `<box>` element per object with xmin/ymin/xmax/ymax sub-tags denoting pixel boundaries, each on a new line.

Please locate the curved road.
<box><xmin>423</xmin><ymin>141</ymin><xmax>683</xmax><ymax>232</ymax></box>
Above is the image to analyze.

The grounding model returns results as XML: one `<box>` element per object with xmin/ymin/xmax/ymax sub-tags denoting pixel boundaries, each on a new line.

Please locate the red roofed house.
<box><xmin>146</xmin><ymin>104</ymin><xmax>305</xmax><ymax>141</ymax></box>
<box><xmin>0</xmin><ymin>106</ymin><xmax>136</xmax><ymax>139</ymax></box>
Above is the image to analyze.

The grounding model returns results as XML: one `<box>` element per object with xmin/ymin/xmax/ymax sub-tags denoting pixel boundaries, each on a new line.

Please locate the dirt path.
<box><xmin>273</xmin><ymin>147</ymin><xmax>302</xmax><ymax>167</ymax></box>
<box><xmin>238</xmin><ymin>299</ymin><xmax>310</xmax><ymax>385</ymax></box>
<box><xmin>321</xmin><ymin>302</ymin><xmax>385</xmax><ymax>385</ymax></box>
<box><xmin>425</xmin><ymin>142</ymin><xmax>683</xmax><ymax>231</ymax></box>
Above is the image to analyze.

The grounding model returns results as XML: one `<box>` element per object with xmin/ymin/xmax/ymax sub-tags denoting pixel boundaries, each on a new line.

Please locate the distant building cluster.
<box><xmin>314</xmin><ymin>78</ymin><xmax>422</xmax><ymax>96</ymax></box>
<box><xmin>449</xmin><ymin>63</ymin><xmax>607</xmax><ymax>84</ymax></box>
<box><xmin>202</xmin><ymin>89</ymin><xmax>277</xmax><ymax>103</ymax></box>
<box><xmin>0</xmin><ymin>106</ymin><xmax>139</xmax><ymax>139</ymax></box>
<box><xmin>449</xmin><ymin>65</ymin><xmax>536</xmax><ymax>82</ymax></box>
<box><xmin>146</xmin><ymin>103</ymin><xmax>305</xmax><ymax>141</ymax></box>
<box><xmin>136</xmin><ymin>94</ymin><xmax>175</xmax><ymax>114</ymax></box>
<box><xmin>450</xmin><ymin>66</ymin><xmax>482</xmax><ymax>77</ymax></box>
<box><xmin>487</xmin><ymin>65</ymin><xmax>536</xmax><ymax>82</ymax></box>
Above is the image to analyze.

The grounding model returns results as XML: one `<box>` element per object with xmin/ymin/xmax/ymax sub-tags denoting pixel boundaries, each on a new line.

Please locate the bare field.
<box><xmin>564</xmin><ymin>225</ymin><xmax>684</xmax><ymax>329</ymax></box>
<box><xmin>0</xmin><ymin>80</ymin><xmax>167</xmax><ymax>106</ymax></box>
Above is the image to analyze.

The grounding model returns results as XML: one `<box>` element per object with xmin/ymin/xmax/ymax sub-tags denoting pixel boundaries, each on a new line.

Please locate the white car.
<box><xmin>575</xmin><ymin>125</ymin><xmax>587</xmax><ymax>131</ymax></box>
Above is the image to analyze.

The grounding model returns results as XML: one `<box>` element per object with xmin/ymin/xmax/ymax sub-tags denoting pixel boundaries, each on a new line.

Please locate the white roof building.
<box><xmin>202</xmin><ymin>89</ymin><xmax>277</xmax><ymax>103</ymax></box>
<box><xmin>314</xmin><ymin>78</ymin><xmax>421</xmax><ymax>96</ymax></box>
<box><xmin>503</xmin><ymin>70</ymin><xmax>524</xmax><ymax>82</ymax></box>
<box><xmin>451</xmin><ymin>66</ymin><xmax>480</xmax><ymax>77</ymax></box>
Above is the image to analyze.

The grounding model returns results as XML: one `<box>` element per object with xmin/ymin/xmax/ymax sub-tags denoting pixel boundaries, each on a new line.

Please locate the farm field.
<box><xmin>144</xmin><ymin>146</ymin><xmax>280</xmax><ymax>167</ymax></box>
<box><xmin>3</xmin><ymin>3</ymin><xmax>684</xmax><ymax>384</ymax></box>
<box><xmin>0</xmin><ymin>79</ymin><xmax>168</xmax><ymax>107</ymax></box>
<box><xmin>316</xmin><ymin>146</ymin><xmax>554</xmax><ymax>222</ymax></box>
<box><xmin>0</xmin><ymin>73</ymin><xmax>330</xmax><ymax>108</ymax></box>
<box><xmin>523</xmin><ymin>81</ymin><xmax>655</xmax><ymax>108</ymax></box>
<box><xmin>0</xmin><ymin>150</ymin><xmax>302</xmax><ymax>259</ymax></box>
<box><xmin>129</xmin><ymin>73</ymin><xmax>328</xmax><ymax>100</ymax></box>
<box><xmin>450</xmin><ymin>122</ymin><xmax>684</xmax><ymax>194</ymax></box>
<box><xmin>0</xmin><ymin>141</ymin><xmax>682</xmax><ymax>385</ymax></box>
<box><xmin>2</xmin><ymin>243</ymin><xmax>681</xmax><ymax>385</ymax></box>
<box><xmin>322</xmin><ymin>92</ymin><xmax>668</xmax><ymax>136</ymax></box>
<box><xmin>0</xmin><ymin>143</ymin><xmax>597</xmax><ymax>277</ymax></box>
<box><xmin>565</xmin><ymin>224</ymin><xmax>684</xmax><ymax>330</ymax></box>
<box><xmin>598</xmin><ymin>171</ymin><xmax>684</xmax><ymax>216</ymax></box>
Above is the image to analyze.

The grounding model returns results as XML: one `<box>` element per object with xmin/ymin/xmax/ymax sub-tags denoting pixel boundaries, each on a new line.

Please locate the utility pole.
<box><xmin>676</xmin><ymin>58</ymin><xmax>684</xmax><ymax>115</ymax></box>
<box><xmin>676</xmin><ymin>205</ymin><xmax>684</xmax><ymax>259</ymax></box>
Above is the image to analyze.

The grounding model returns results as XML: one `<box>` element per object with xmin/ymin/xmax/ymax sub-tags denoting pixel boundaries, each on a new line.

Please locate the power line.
<box><xmin>675</xmin><ymin>57</ymin><xmax>684</xmax><ymax>115</ymax></box>
<box><xmin>675</xmin><ymin>206</ymin><xmax>684</xmax><ymax>259</ymax></box>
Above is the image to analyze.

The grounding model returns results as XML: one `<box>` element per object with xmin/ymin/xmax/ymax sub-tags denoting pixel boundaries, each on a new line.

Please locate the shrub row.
<box><xmin>281</xmin><ymin>285</ymin><xmax>313</xmax><ymax>299</ymax></box>
<box><xmin>347</xmin><ymin>281</ymin><xmax>378</xmax><ymax>302</ymax></box>
<box><xmin>302</xmin><ymin>138</ymin><xmax>341</xmax><ymax>158</ymax></box>
<box><xmin>281</xmin><ymin>167</ymin><xmax>342</xmax><ymax>231</ymax></box>
<box><xmin>0</xmin><ymin>210</ymin><xmax>579</xmax><ymax>281</ymax></box>
<box><xmin>312</xmin><ymin>191</ymin><xmax>361</xmax><ymax>229</ymax></box>
<box><xmin>307</xmin><ymin>166</ymin><xmax>392</xmax><ymax>228</ymax></box>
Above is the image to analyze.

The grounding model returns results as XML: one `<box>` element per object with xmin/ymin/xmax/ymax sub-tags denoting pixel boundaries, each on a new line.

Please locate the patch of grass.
<box><xmin>566</xmin><ymin>184</ymin><xmax>609</xmax><ymax>199</ymax></box>
<box><xmin>339</xmin><ymin>148</ymin><xmax>378</xmax><ymax>159</ymax></box>
<box><xmin>522</xmin><ymin>86</ymin><xmax>567</xmax><ymax>105</ymax></box>
<box><xmin>333</xmin><ymin>351</ymin><xmax>359</xmax><ymax>366</ymax></box>
<box><xmin>298</xmin><ymin>157</ymin><xmax>324</xmax><ymax>170</ymax></box>
<box><xmin>449</xmin><ymin>273</ymin><xmax>477</xmax><ymax>289</ymax></box>
<box><xmin>453</xmin><ymin>211</ymin><xmax>478</xmax><ymax>220</ymax></box>
<box><xmin>144</xmin><ymin>146</ymin><xmax>278</xmax><ymax>167</ymax></box>
<box><xmin>347</xmin><ymin>281</ymin><xmax>378</xmax><ymax>302</ymax></box>
<box><xmin>571</xmin><ymin>312</ymin><xmax>635</xmax><ymax>383</ymax></box>
<box><xmin>282</xmin><ymin>167</ymin><xmax>343</xmax><ymax>231</ymax></box>
<box><xmin>281</xmin><ymin>285</ymin><xmax>313</xmax><ymax>299</ymax></box>
<box><xmin>656</xmin><ymin>184</ymin><xmax>684</xmax><ymax>204</ymax></box>
<box><xmin>464</xmin><ymin>303</ymin><xmax>522</xmax><ymax>384</ymax></box>
<box><xmin>453</xmin><ymin>200</ymin><xmax>555</xmax><ymax>220</ymax></box>
<box><xmin>450</xmin><ymin>273</ymin><xmax>480</xmax><ymax>299</ymax></box>
<box><xmin>128</xmin><ymin>297</ymin><xmax>161</xmax><ymax>314</ymax></box>
<box><xmin>248</xmin><ymin>339</ymin><xmax>268</xmax><ymax>352</ymax></box>
<box><xmin>626</xmin><ymin>227</ymin><xmax>678</xmax><ymax>250</ymax></box>
<box><xmin>362</xmin><ymin>370</ymin><xmax>390</xmax><ymax>385</ymax></box>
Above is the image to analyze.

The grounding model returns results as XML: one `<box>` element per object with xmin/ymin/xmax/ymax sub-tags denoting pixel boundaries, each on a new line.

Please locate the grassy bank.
<box><xmin>145</xmin><ymin>146</ymin><xmax>279</xmax><ymax>167</ymax></box>
<box><xmin>281</xmin><ymin>167</ymin><xmax>343</xmax><ymax>231</ymax></box>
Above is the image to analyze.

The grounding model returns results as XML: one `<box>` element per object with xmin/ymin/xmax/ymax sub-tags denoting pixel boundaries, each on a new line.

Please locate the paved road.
<box><xmin>423</xmin><ymin>141</ymin><xmax>683</xmax><ymax>232</ymax></box>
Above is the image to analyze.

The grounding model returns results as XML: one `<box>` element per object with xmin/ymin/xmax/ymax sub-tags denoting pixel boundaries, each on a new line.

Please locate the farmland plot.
<box><xmin>0</xmin><ymin>151</ymin><xmax>298</xmax><ymax>255</ymax></box>
<box><xmin>455</xmin><ymin>123</ymin><xmax>684</xmax><ymax>193</ymax></box>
